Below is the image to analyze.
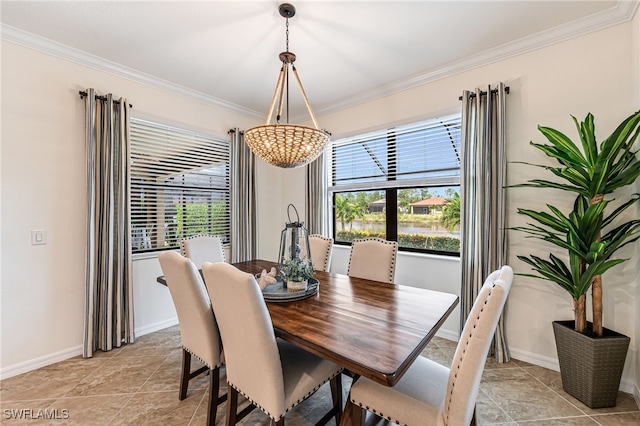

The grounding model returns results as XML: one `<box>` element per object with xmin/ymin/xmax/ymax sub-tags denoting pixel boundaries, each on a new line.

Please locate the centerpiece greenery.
<box><xmin>281</xmin><ymin>257</ymin><xmax>314</xmax><ymax>283</ymax></box>
<box><xmin>513</xmin><ymin>110</ymin><xmax>640</xmax><ymax>407</ymax></box>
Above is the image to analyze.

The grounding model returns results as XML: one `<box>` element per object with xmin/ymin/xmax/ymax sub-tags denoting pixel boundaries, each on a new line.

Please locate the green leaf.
<box><xmin>537</xmin><ymin>126</ymin><xmax>587</xmax><ymax>166</ymax></box>
<box><xmin>575</xmin><ymin>114</ymin><xmax>597</xmax><ymax>166</ymax></box>
<box><xmin>517</xmin><ymin>254</ymin><xmax>577</xmax><ymax>295</ymax></box>
<box><xmin>525</xmin><ymin>179</ymin><xmax>587</xmax><ymax>196</ymax></box>
<box><xmin>602</xmin><ymin>194</ymin><xmax>640</xmax><ymax>228</ymax></box>
<box><xmin>549</xmin><ymin>166</ymin><xmax>590</xmax><ymax>189</ymax></box>
<box><xmin>518</xmin><ymin>208</ymin><xmax>569</xmax><ymax>233</ymax></box>
<box><xmin>601</xmin><ymin>221</ymin><xmax>640</xmax><ymax>257</ymax></box>
<box><xmin>600</xmin><ymin>111</ymin><xmax>640</xmax><ymax>163</ymax></box>
<box><xmin>606</xmin><ymin>160</ymin><xmax>640</xmax><ymax>193</ymax></box>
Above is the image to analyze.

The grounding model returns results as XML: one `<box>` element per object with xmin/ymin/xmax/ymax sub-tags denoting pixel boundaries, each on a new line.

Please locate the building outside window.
<box><xmin>129</xmin><ymin>118</ymin><xmax>230</xmax><ymax>254</ymax></box>
<box><xmin>329</xmin><ymin>114</ymin><xmax>461</xmax><ymax>256</ymax></box>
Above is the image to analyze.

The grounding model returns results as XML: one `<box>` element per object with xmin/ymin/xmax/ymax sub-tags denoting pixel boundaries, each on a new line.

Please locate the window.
<box><xmin>130</xmin><ymin>118</ymin><xmax>230</xmax><ymax>253</ymax></box>
<box><xmin>329</xmin><ymin>114</ymin><xmax>461</xmax><ymax>255</ymax></box>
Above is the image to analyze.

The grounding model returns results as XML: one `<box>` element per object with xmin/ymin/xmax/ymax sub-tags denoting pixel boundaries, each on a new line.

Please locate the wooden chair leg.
<box><xmin>346</xmin><ymin>397</ymin><xmax>365</xmax><ymax>426</ymax></box>
<box><xmin>330</xmin><ymin>374</ymin><xmax>343</xmax><ymax>425</ymax></box>
<box><xmin>179</xmin><ymin>349</ymin><xmax>191</xmax><ymax>400</ymax></box>
<box><xmin>226</xmin><ymin>386</ymin><xmax>239</xmax><ymax>426</ymax></box>
<box><xmin>206</xmin><ymin>368</ymin><xmax>220</xmax><ymax>426</ymax></box>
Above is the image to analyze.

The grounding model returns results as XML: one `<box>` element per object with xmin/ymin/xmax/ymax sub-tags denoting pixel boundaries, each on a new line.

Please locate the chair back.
<box><xmin>180</xmin><ymin>234</ymin><xmax>225</xmax><ymax>269</ymax></box>
<box><xmin>308</xmin><ymin>234</ymin><xmax>333</xmax><ymax>272</ymax></box>
<box><xmin>442</xmin><ymin>265</ymin><xmax>513</xmax><ymax>426</ymax></box>
<box><xmin>347</xmin><ymin>237</ymin><xmax>398</xmax><ymax>283</ymax></box>
<box><xmin>157</xmin><ymin>251</ymin><xmax>222</xmax><ymax>368</ymax></box>
<box><xmin>202</xmin><ymin>262</ymin><xmax>285</xmax><ymax>416</ymax></box>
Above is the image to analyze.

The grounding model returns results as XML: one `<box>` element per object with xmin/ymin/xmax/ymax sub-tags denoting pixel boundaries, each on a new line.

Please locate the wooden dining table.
<box><xmin>158</xmin><ymin>258</ymin><xmax>459</xmax><ymax>424</ymax></box>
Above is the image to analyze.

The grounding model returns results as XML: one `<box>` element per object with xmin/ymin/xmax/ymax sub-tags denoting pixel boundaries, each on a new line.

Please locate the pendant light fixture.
<box><xmin>244</xmin><ymin>3</ymin><xmax>330</xmax><ymax>169</ymax></box>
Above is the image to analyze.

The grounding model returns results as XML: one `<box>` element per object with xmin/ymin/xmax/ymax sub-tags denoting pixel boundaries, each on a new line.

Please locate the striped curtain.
<box><xmin>83</xmin><ymin>88</ymin><xmax>135</xmax><ymax>357</ymax></box>
<box><xmin>230</xmin><ymin>129</ymin><xmax>257</xmax><ymax>262</ymax></box>
<box><xmin>305</xmin><ymin>152</ymin><xmax>329</xmax><ymax>235</ymax></box>
<box><xmin>460</xmin><ymin>83</ymin><xmax>509</xmax><ymax>362</ymax></box>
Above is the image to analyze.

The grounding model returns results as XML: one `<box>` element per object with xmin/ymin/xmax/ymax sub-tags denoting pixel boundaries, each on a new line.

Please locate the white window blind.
<box><xmin>330</xmin><ymin>114</ymin><xmax>461</xmax><ymax>192</ymax></box>
<box><xmin>130</xmin><ymin>118</ymin><xmax>230</xmax><ymax>253</ymax></box>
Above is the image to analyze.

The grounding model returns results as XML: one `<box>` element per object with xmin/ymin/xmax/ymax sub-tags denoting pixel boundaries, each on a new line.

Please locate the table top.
<box><xmin>232</xmin><ymin>259</ymin><xmax>459</xmax><ymax>387</ymax></box>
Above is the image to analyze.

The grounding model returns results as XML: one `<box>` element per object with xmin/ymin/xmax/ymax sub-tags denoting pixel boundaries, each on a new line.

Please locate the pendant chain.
<box><xmin>285</xmin><ymin>18</ymin><xmax>289</xmax><ymax>52</ymax></box>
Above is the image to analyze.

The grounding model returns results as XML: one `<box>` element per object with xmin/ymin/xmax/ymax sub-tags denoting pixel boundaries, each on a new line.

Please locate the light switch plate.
<box><xmin>31</xmin><ymin>229</ymin><xmax>46</xmax><ymax>245</ymax></box>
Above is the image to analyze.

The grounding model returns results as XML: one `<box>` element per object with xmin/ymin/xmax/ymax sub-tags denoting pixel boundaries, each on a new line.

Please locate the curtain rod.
<box><xmin>458</xmin><ymin>86</ymin><xmax>510</xmax><ymax>101</ymax></box>
<box><xmin>78</xmin><ymin>91</ymin><xmax>133</xmax><ymax>108</ymax></box>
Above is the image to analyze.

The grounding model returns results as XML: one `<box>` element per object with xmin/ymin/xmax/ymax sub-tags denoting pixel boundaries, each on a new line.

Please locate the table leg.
<box><xmin>339</xmin><ymin>374</ymin><xmax>361</xmax><ymax>426</ymax></box>
<box><xmin>339</xmin><ymin>403</ymin><xmax>353</xmax><ymax>426</ymax></box>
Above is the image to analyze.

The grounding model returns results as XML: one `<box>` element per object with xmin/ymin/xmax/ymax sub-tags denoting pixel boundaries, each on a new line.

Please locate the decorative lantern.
<box><xmin>278</xmin><ymin>204</ymin><xmax>313</xmax><ymax>283</ymax></box>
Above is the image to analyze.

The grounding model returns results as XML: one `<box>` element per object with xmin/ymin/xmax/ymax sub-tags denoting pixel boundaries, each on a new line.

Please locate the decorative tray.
<box><xmin>260</xmin><ymin>277</ymin><xmax>319</xmax><ymax>302</ymax></box>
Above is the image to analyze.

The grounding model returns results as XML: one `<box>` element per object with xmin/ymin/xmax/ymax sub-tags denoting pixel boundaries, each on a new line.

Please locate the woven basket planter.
<box><xmin>552</xmin><ymin>320</ymin><xmax>630</xmax><ymax>408</ymax></box>
<box><xmin>287</xmin><ymin>279</ymin><xmax>308</xmax><ymax>292</ymax></box>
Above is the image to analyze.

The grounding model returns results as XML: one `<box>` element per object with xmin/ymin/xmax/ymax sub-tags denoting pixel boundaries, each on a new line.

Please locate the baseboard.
<box><xmin>0</xmin><ymin>345</ymin><xmax>83</xmax><ymax>380</ymax></box>
<box><xmin>0</xmin><ymin>318</ymin><xmax>179</xmax><ymax>381</ymax></box>
<box><xmin>509</xmin><ymin>347</ymin><xmax>636</xmax><ymax>395</ymax></box>
<box><xmin>509</xmin><ymin>347</ymin><xmax>560</xmax><ymax>371</ymax></box>
<box><xmin>435</xmin><ymin>328</ymin><xmax>459</xmax><ymax>342</ymax></box>
<box><xmin>134</xmin><ymin>317</ymin><xmax>178</xmax><ymax>337</ymax></box>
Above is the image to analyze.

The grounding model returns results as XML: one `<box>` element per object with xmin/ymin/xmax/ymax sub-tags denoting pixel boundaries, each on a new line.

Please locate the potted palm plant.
<box><xmin>513</xmin><ymin>110</ymin><xmax>640</xmax><ymax>408</ymax></box>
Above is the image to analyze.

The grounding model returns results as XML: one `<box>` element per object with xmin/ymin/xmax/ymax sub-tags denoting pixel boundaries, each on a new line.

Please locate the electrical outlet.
<box><xmin>31</xmin><ymin>229</ymin><xmax>46</xmax><ymax>245</ymax></box>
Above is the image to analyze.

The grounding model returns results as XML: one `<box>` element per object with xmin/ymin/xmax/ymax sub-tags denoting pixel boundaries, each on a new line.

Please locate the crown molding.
<box><xmin>0</xmin><ymin>24</ymin><xmax>262</xmax><ymax>119</ymax></box>
<box><xmin>2</xmin><ymin>0</ymin><xmax>637</xmax><ymax>121</ymax></box>
<box><xmin>313</xmin><ymin>0</ymin><xmax>640</xmax><ymax>118</ymax></box>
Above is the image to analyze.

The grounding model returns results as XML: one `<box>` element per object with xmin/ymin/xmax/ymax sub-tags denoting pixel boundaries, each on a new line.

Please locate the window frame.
<box><xmin>328</xmin><ymin>114</ymin><xmax>461</xmax><ymax>257</ymax></box>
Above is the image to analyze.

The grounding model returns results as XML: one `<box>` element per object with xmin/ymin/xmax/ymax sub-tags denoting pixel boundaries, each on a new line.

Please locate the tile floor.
<box><xmin>1</xmin><ymin>326</ymin><xmax>638</xmax><ymax>425</ymax></box>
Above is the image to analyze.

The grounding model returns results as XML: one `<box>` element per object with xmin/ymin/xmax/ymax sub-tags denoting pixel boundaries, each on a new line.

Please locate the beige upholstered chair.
<box><xmin>157</xmin><ymin>251</ymin><xmax>226</xmax><ymax>426</ymax></box>
<box><xmin>179</xmin><ymin>234</ymin><xmax>225</xmax><ymax>269</ymax></box>
<box><xmin>308</xmin><ymin>234</ymin><xmax>333</xmax><ymax>272</ymax></box>
<box><xmin>346</xmin><ymin>265</ymin><xmax>514</xmax><ymax>426</ymax></box>
<box><xmin>201</xmin><ymin>261</ymin><xmax>344</xmax><ymax>426</ymax></box>
<box><xmin>347</xmin><ymin>237</ymin><xmax>398</xmax><ymax>283</ymax></box>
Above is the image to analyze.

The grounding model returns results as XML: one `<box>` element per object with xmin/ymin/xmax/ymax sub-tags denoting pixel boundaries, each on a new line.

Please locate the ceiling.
<box><xmin>1</xmin><ymin>1</ymin><xmax>636</xmax><ymax>120</ymax></box>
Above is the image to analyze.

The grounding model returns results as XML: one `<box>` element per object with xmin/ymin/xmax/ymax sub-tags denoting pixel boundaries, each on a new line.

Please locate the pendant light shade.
<box><xmin>244</xmin><ymin>3</ymin><xmax>330</xmax><ymax>169</ymax></box>
<box><xmin>245</xmin><ymin>124</ymin><xmax>329</xmax><ymax>169</ymax></box>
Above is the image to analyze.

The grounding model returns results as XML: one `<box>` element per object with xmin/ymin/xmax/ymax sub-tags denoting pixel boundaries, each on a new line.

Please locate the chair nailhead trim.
<box><xmin>179</xmin><ymin>234</ymin><xmax>226</xmax><ymax>262</ymax></box>
<box><xmin>347</xmin><ymin>237</ymin><xmax>398</xmax><ymax>283</ymax></box>
<box><xmin>351</xmin><ymin>399</ymin><xmax>407</xmax><ymax>426</ymax></box>
<box><xmin>229</xmin><ymin>369</ymin><xmax>342</xmax><ymax>421</ymax></box>
<box><xmin>443</xmin><ymin>284</ymin><xmax>496</xmax><ymax>424</ymax></box>
<box><xmin>183</xmin><ymin>346</ymin><xmax>223</xmax><ymax>369</ymax></box>
<box><xmin>310</xmin><ymin>234</ymin><xmax>333</xmax><ymax>271</ymax></box>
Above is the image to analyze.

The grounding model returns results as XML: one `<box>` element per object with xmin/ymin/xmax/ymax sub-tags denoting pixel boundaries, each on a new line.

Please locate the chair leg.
<box><xmin>179</xmin><ymin>349</ymin><xmax>191</xmax><ymax>400</ymax></box>
<box><xmin>226</xmin><ymin>386</ymin><xmax>239</xmax><ymax>426</ymax></box>
<box><xmin>346</xmin><ymin>397</ymin><xmax>365</xmax><ymax>426</ymax></box>
<box><xmin>330</xmin><ymin>374</ymin><xmax>343</xmax><ymax>425</ymax></box>
<box><xmin>206</xmin><ymin>368</ymin><xmax>220</xmax><ymax>426</ymax></box>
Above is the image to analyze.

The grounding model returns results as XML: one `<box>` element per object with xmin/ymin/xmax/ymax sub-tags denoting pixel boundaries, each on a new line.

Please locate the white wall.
<box><xmin>0</xmin><ymin>40</ymin><xmax>258</xmax><ymax>378</ymax></box>
<box><xmin>267</xmin><ymin>19</ymin><xmax>640</xmax><ymax>389</ymax></box>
